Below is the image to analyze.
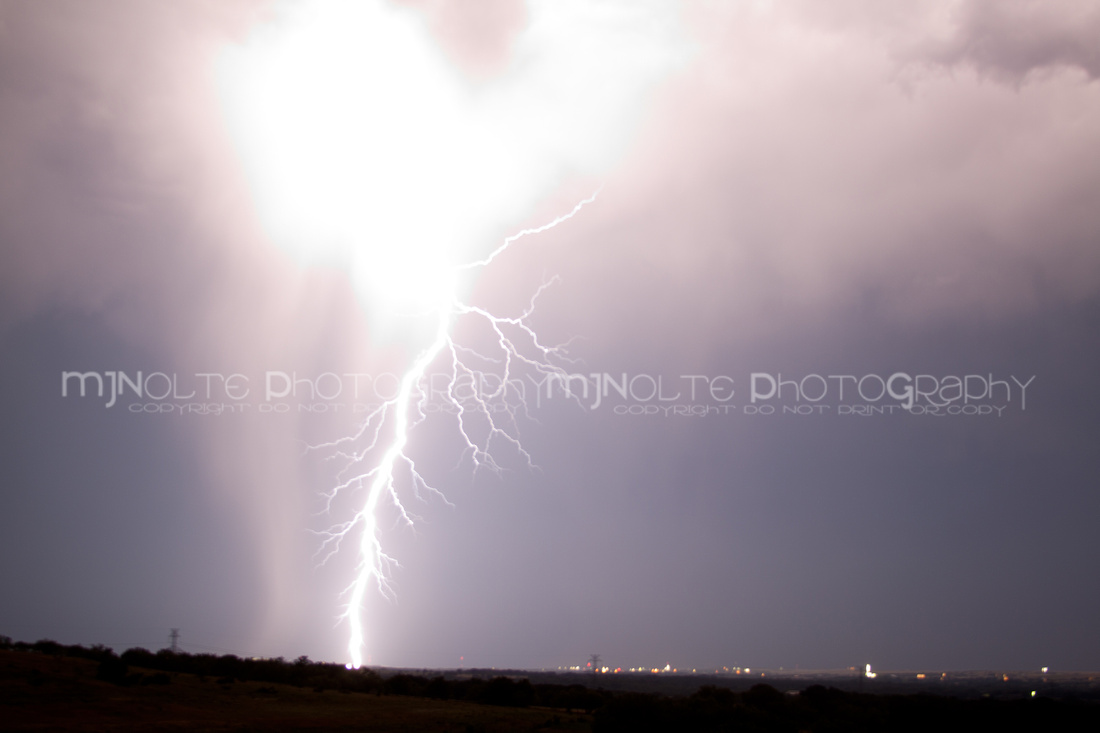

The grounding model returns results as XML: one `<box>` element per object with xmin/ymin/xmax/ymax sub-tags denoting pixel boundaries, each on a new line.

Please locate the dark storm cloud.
<box><xmin>542</xmin><ymin>0</ymin><xmax>1100</xmax><ymax>354</ymax></box>
<box><xmin>0</xmin><ymin>0</ymin><xmax>374</xmax><ymax>658</ymax></box>
<box><xmin>0</xmin><ymin>0</ymin><xmax>260</xmax><ymax>332</ymax></box>
<box><xmin>1</xmin><ymin>0</ymin><xmax>1098</xmax><ymax>670</ymax></box>
<box><xmin>912</xmin><ymin>0</ymin><xmax>1100</xmax><ymax>83</ymax></box>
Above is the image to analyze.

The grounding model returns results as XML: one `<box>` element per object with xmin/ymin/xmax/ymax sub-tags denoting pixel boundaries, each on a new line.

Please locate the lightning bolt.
<box><xmin>216</xmin><ymin>0</ymin><xmax>690</xmax><ymax>669</ymax></box>
<box><xmin>312</xmin><ymin>192</ymin><xmax>598</xmax><ymax>669</ymax></box>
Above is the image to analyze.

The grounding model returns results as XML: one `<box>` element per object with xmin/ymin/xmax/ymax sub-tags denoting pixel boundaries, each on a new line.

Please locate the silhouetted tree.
<box><xmin>96</xmin><ymin>656</ymin><xmax>128</xmax><ymax>685</ymax></box>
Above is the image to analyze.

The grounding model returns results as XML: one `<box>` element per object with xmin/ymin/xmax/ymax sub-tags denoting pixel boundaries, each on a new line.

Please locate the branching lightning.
<box><xmin>216</xmin><ymin>0</ymin><xmax>689</xmax><ymax>668</ymax></box>
<box><xmin>311</xmin><ymin>194</ymin><xmax>598</xmax><ymax>669</ymax></box>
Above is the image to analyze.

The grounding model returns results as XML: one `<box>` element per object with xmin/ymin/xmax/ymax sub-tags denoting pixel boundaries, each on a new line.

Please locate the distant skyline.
<box><xmin>2</xmin><ymin>0</ymin><xmax>1099</xmax><ymax>672</ymax></box>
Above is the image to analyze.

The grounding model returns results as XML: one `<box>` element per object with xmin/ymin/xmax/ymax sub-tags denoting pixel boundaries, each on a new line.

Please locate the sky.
<box><xmin>1</xmin><ymin>0</ymin><xmax>1099</xmax><ymax>673</ymax></box>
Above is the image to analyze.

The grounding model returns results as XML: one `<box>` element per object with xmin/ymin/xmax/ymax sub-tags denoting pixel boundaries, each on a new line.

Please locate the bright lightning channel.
<box><xmin>215</xmin><ymin>0</ymin><xmax>691</xmax><ymax>669</ymax></box>
<box><xmin>313</xmin><ymin>193</ymin><xmax>598</xmax><ymax>670</ymax></box>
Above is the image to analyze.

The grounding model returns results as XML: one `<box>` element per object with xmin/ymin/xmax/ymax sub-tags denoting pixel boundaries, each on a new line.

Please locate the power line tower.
<box><xmin>588</xmin><ymin>654</ymin><xmax>601</xmax><ymax>674</ymax></box>
<box><xmin>169</xmin><ymin>628</ymin><xmax>180</xmax><ymax>653</ymax></box>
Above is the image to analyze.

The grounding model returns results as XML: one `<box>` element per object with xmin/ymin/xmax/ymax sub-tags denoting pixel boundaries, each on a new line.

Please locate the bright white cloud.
<box><xmin>216</xmin><ymin>0</ymin><xmax>693</xmax><ymax>322</ymax></box>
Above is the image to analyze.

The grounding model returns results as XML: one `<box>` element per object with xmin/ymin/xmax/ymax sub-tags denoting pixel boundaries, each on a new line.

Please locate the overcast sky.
<box><xmin>2</xmin><ymin>0</ymin><xmax>1099</xmax><ymax>672</ymax></box>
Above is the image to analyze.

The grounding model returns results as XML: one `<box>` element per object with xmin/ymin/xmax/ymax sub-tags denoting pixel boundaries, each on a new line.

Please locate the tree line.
<box><xmin>4</xmin><ymin>635</ymin><xmax>1097</xmax><ymax>731</ymax></box>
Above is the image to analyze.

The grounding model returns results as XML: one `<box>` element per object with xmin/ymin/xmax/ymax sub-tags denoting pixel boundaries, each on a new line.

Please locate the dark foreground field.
<box><xmin>3</xmin><ymin>641</ymin><xmax>1100</xmax><ymax>732</ymax></box>
<box><xmin>0</xmin><ymin>649</ymin><xmax>588</xmax><ymax>732</ymax></box>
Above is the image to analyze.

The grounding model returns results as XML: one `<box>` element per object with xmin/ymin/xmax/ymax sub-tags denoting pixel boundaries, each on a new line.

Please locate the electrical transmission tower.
<box><xmin>169</xmin><ymin>628</ymin><xmax>180</xmax><ymax>653</ymax></box>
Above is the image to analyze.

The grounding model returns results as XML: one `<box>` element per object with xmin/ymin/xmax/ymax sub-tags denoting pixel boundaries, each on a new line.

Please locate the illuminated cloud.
<box><xmin>1</xmin><ymin>0</ymin><xmax>1098</xmax><ymax>669</ymax></box>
